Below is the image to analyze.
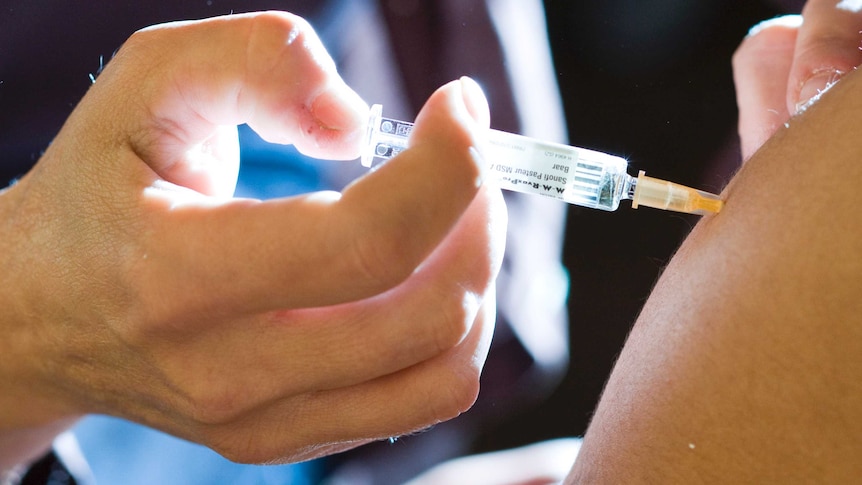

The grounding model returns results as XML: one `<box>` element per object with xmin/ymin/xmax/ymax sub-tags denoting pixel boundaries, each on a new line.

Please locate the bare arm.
<box><xmin>568</xmin><ymin>10</ymin><xmax>862</xmax><ymax>484</ymax></box>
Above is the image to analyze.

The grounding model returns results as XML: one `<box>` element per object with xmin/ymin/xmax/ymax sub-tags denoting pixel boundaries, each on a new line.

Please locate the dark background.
<box><xmin>475</xmin><ymin>0</ymin><xmax>805</xmax><ymax>452</ymax></box>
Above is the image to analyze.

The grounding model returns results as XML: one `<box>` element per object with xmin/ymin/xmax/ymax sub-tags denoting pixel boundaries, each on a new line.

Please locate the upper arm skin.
<box><xmin>567</xmin><ymin>68</ymin><xmax>862</xmax><ymax>482</ymax></box>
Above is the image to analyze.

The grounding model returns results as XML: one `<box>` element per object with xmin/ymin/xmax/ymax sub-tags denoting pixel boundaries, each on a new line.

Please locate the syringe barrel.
<box><xmin>362</xmin><ymin>105</ymin><xmax>630</xmax><ymax>211</ymax></box>
<box><xmin>485</xmin><ymin>130</ymin><xmax>629</xmax><ymax>211</ymax></box>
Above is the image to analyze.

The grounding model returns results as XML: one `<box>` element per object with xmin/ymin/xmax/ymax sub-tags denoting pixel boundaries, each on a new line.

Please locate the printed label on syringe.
<box><xmin>490</xmin><ymin>162</ymin><xmax>569</xmax><ymax>198</ymax></box>
<box><xmin>487</xmin><ymin>133</ymin><xmax>598</xmax><ymax>203</ymax></box>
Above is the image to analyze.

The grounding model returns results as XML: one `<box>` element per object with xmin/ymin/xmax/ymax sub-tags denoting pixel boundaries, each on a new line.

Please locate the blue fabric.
<box><xmin>73</xmin><ymin>416</ymin><xmax>322</xmax><ymax>485</ymax></box>
<box><xmin>235</xmin><ymin>124</ymin><xmax>327</xmax><ymax>199</ymax></box>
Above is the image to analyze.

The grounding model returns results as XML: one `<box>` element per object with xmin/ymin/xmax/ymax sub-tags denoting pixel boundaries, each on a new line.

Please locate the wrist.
<box><xmin>0</xmin><ymin>183</ymin><xmax>82</xmax><ymax>475</ymax></box>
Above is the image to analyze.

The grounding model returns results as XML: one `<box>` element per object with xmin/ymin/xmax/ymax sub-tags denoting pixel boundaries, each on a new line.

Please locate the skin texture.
<box><xmin>0</xmin><ymin>12</ymin><xmax>507</xmax><ymax>472</ymax></box>
<box><xmin>567</xmin><ymin>3</ymin><xmax>862</xmax><ymax>482</ymax></box>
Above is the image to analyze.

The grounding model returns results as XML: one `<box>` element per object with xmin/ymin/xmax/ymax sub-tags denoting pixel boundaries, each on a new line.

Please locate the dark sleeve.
<box><xmin>21</xmin><ymin>452</ymin><xmax>76</xmax><ymax>485</ymax></box>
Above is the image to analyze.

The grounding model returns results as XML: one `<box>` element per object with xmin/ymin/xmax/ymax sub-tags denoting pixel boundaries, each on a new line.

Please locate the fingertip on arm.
<box><xmin>733</xmin><ymin>15</ymin><xmax>800</xmax><ymax>160</ymax></box>
<box><xmin>736</xmin><ymin>14</ymin><xmax>801</xmax><ymax>57</ymax></box>
<box><xmin>788</xmin><ymin>1</ymin><xmax>862</xmax><ymax>114</ymax></box>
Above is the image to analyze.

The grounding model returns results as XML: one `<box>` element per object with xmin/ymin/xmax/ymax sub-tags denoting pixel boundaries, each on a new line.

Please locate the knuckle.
<box><xmin>430</xmin><ymin>366</ymin><xmax>482</xmax><ymax>422</ymax></box>
<box><xmin>431</xmin><ymin>291</ymin><xmax>476</xmax><ymax>353</ymax></box>
<box><xmin>201</xmin><ymin>423</ymin><xmax>313</xmax><ymax>465</ymax></box>
<box><xmin>189</xmin><ymin>402</ymin><xmax>236</xmax><ymax>427</ymax></box>
<box><xmin>122</xmin><ymin>20</ymin><xmax>182</xmax><ymax>62</ymax></box>
<box><xmin>126</xmin><ymin>24</ymin><xmax>160</xmax><ymax>47</ymax></box>
<box><xmin>348</xmin><ymin>229</ymin><xmax>415</xmax><ymax>294</ymax></box>
<box><xmin>123</xmin><ymin>29</ymin><xmax>148</xmax><ymax>51</ymax></box>
<box><xmin>248</xmin><ymin>10</ymin><xmax>309</xmax><ymax>43</ymax></box>
<box><xmin>246</xmin><ymin>11</ymin><xmax>330</xmax><ymax>71</ymax></box>
<box><xmin>203</xmin><ymin>432</ymin><xmax>268</xmax><ymax>464</ymax></box>
<box><xmin>180</xmin><ymin>379</ymin><xmax>249</xmax><ymax>426</ymax></box>
<box><xmin>453</xmin><ymin>370</ymin><xmax>482</xmax><ymax>413</ymax></box>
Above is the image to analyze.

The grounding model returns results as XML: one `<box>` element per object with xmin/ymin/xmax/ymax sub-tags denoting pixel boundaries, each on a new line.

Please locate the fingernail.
<box><xmin>460</xmin><ymin>76</ymin><xmax>490</xmax><ymax>128</ymax></box>
<box><xmin>796</xmin><ymin>69</ymin><xmax>844</xmax><ymax>114</ymax></box>
<box><xmin>311</xmin><ymin>84</ymin><xmax>368</xmax><ymax>131</ymax></box>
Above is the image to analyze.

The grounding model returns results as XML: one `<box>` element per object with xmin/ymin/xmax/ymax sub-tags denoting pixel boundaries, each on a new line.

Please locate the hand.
<box><xmin>0</xmin><ymin>11</ymin><xmax>506</xmax><ymax>466</ymax></box>
<box><xmin>734</xmin><ymin>0</ymin><xmax>862</xmax><ymax>159</ymax></box>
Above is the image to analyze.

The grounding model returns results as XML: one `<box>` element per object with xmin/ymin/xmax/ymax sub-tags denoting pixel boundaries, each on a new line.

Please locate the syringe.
<box><xmin>361</xmin><ymin>105</ymin><xmax>723</xmax><ymax>215</ymax></box>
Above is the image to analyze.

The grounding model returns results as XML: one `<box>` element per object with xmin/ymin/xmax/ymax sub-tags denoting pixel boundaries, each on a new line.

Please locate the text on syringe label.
<box><xmin>486</xmin><ymin>133</ymin><xmax>613</xmax><ymax>207</ymax></box>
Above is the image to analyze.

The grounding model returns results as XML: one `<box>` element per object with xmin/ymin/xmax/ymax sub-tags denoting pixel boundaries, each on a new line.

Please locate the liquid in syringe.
<box><xmin>362</xmin><ymin>105</ymin><xmax>723</xmax><ymax>215</ymax></box>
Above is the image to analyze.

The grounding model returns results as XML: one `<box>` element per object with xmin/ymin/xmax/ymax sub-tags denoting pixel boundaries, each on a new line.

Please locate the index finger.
<box><xmin>73</xmin><ymin>11</ymin><xmax>368</xmax><ymax>190</ymax></box>
<box><xmin>137</xmin><ymin>79</ymin><xmax>491</xmax><ymax>317</ymax></box>
<box><xmin>788</xmin><ymin>0</ymin><xmax>862</xmax><ymax>113</ymax></box>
